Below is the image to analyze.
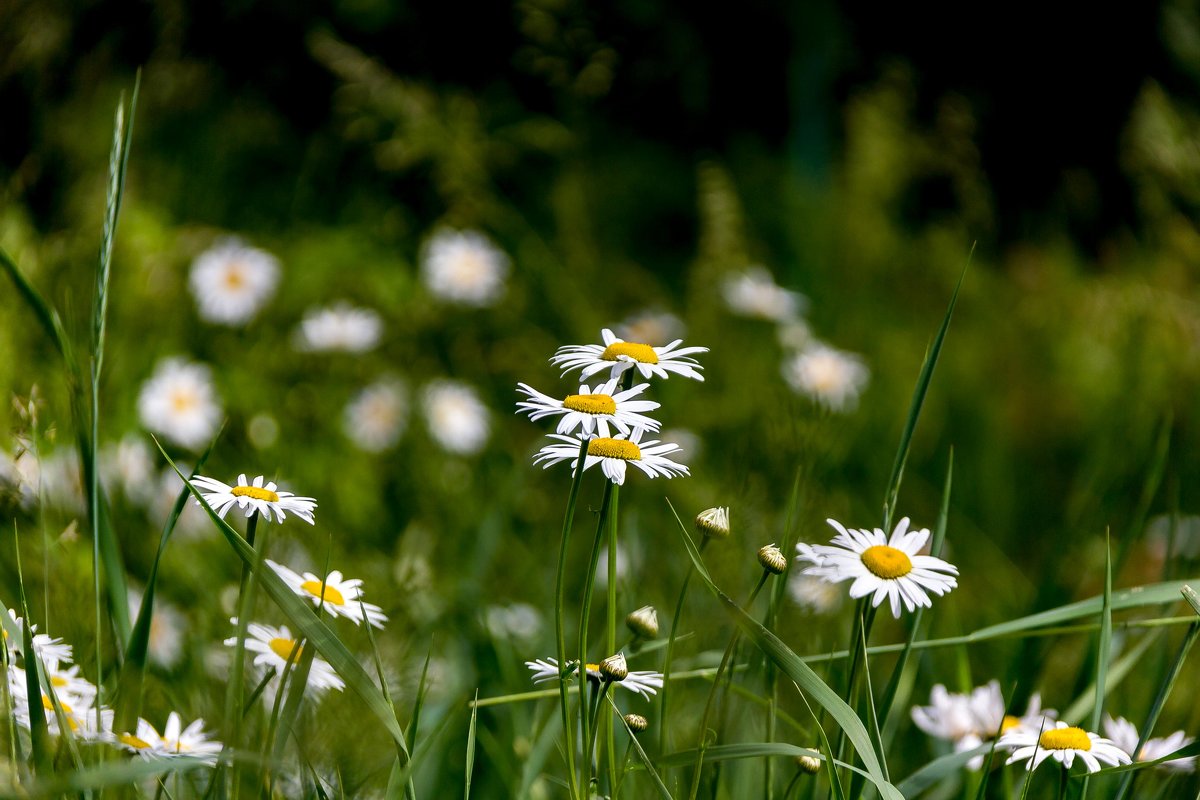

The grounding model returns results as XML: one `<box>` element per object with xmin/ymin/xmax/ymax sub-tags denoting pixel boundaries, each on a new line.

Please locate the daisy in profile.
<box><xmin>137</xmin><ymin>358</ymin><xmax>222</xmax><ymax>450</ymax></box>
<box><xmin>515</xmin><ymin>378</ymin><xmax>661</xmax><ymax>437</ymax></box>
<box><xmin>525</xmin><ymin>658</ymin><xmax>664</xmax><ymax>699</ymax></box>
<box><xmin>721</xmin><ymin>265</ymin><xmax>807</xmax><ymax>322</ymax></box>
<box><xmin>911</xmin><ymin>682</ymin><xmax>1054</xmax><ymax>770</ymax></box>
<box><xmin>343</xmin><ymin>379</ymin><xmax>407</xmax><ymax>453</ymax></box>
<box><xmin>1103</xmin><ymin>715</ymin><xmax>1195</xmax><ymax>773</ymax></box>
<box><xmin>795</xmin><ymin>517</ymin><xmax>958</xmax><ymax>618</ymax></box>
<box><xmin>225</xmin><ymin>622</ymin><xmax>344</xmax><ymax>695</ymax></box>
<box><xmin>159</xmin><ymin>712</ymin><xmax>223</xmax><ymax>763</ymax></box>
<box><xmin>421</xmin><ymin>380</ymin><xmax>490</xmax><ymax>455</ymax></box>
<box><xmin>534</xmin><ymin>428</ymin><xmax>688</xmax><ymax>485</ymax></box>
<box><xmin>551</xmin><ymin>328</ymin><xmax>708</xmax><ymax>382</ymax></box>
<box><xmin>115</xmin><ymin>718</ymin><xmax>171</xmax><ymax>759</ymax></box>
<box><xmin>999</xmin><ymin>720</ymin><xmax>1131</xmax><ymax>773</ymax></box>
<box><xmin>267</xmin><ymin>560</ymin><xmax>387</xmax><ymax>628</ymax></box>
<box><xmin>4</xmin><ymin>610</ymin><xmax>74</xmax><ymax>664</ymax></box>
<box><xmin>13</xmin><ymin>691</ymin><xmax>113</xmax><ymax>741</ymax></box>
<box><xmin>782</xmin><ymin>343</ymin><xmax>869</xmax><ymax>412</ymax></box>
<box><xmin>421</xmin><ymin>229</ymin><xmax>510</xmax><ymax>306</ymax></box>
<box><xmin>189</xmin><ymin>238</ymin><xmax>280</xmax><ymax>325</ymax></box>
<box><xmin>295</xmin><ymin>303</ymin><xmax>383</xmax><ymax>353</ymax></box>
<box><xmin>190</xmin><ymin>473</ymin><xmax>316</xmax><ymax>525</ymax></box>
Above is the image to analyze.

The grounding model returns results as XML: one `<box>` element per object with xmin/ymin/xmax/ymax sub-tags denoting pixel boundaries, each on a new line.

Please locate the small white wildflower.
<box><xmin>421</xmin><ymin>229</ymin><xmax>509</xmax><ymax>306</ymax></box>
<box><xmin>295</xmin><ymin>303</ymin><xmax>382</xmax><ymax>353</ymax></box>
<box><xmin>137</xmin><ymin>359</ymin><xmax>222</xmax><ymax>450</ymax></box>
<box><xmin>422</xmin><ymin>380</ymin><xmax>490</xmax><ymax>455</ymax></box>
<box><xmin>344</xmin><ymin>379</ymin><xmax>408</xmax><ymax>453</ymax></box>
<box><xmin>189</xmin><ymin>238</ymin><xmax>280</xmax><ymax>325</ymax></box>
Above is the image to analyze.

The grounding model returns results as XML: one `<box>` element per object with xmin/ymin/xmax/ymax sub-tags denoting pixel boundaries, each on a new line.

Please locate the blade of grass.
<box><xmin>464</xmin><ymin>690</ymin><xmax>478</xmax><ymax>800</ymax></box>
<box><xmin>1078</xmin><ymin>531</ymin><xmax>1114</xmax><ymax>800</ymax></box>
<box><xmin>1061</xmin><ymin>628</ymin><xmax>1162</xmax><ymax>723</ymax></box>
<box><xmin>894</xmin><ymin>743</ymin><xmax>990</xmax><ymax>796</ymax></box>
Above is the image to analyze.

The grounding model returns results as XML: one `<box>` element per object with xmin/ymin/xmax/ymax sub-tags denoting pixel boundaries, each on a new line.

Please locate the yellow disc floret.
<box><xmin>119</xmin><ymin>733</ymin><xmax>152</xmax><ymax>749</ymax></box>
<box><xmin>301</xmin><ymin>580</ymin><xmax>346</xmax><ymax>606</ymax></box>
<box><xmin>860</xmin><ymin>545</ymin><xmax>913</xmax><ymax>579</ymax></box>
<box><xmin>1039</xmin><ymin>727</ymin><xmax>1092</xmax><ymax>751</ymax></box>
<box><xmin>232</xmin><ymin>485</ymin><xmax>281</xmax><ymax>503</ymax></box>
<box><xmin>587</xmin><ymin>438</ymin><xmax>642</xmax><ymax>461</ymax></box>
<box><xmin>562</xmin><ymin>394</ymin><xmax>618</xmax><ymax>415</ymax></box>
<box><xmin>601</xmin><ymin>342</ymin><xmax>658</xmax><ymax>364</ymax></box>
<box><xmin>269</xmin><ymin>637</ymin><xmax>302</xmax><ymax>662</ymax></box>
<box><xmin>1001</xmin><ymin>715</ymin><xmax>1022</xmax><ymax>733</ymax></box>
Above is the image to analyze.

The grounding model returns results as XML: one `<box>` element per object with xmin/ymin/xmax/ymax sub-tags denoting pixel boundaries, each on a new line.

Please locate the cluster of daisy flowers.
<box><xmin>720</xmin><ymin>265</ymin><xmax>869</xmax><ymax>412</ymax></box>
<box><xmin>2</xmin><ymin>609</ymin><xmax>221</xmax><ymax>764</ymax></box>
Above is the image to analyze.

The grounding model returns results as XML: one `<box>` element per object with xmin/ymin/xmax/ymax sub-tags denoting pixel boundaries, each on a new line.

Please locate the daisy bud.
<box><xmin>796</xmin><ymin>753</ymin><xmax>821</xmax><ymax>774</ymax></box>
<box><xmin>626</xmin><ymin>605</ymin><xmax>659</xmax><ymax>639</ymax></box>
<box><xmin>696</xmin><ymin>507</ymin><xmax>730</xmax><ymax>539</ymax></box>
<box><xmin>624</xmin><ymin>713</ymin><xmax>649</xmax><ymax>733</ymax></box>
<box><xmin>599</xmin><ymin>652</ymin><xmax>628</xmax><ymax>682</ymax></box>
<box><xmin>758</xmin><ymin>544</ymin><xmax>787</xmax><ymax>575</ymax></box>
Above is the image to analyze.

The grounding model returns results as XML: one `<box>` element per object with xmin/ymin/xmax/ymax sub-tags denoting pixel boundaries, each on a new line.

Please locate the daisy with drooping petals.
<box><xmin>189</xmin><ymin>238</ymin><xmax>280</xmax><ymax>325</ymax></box>
<box><xmin>421</xmin><ymin>229</ymin><xmax>510</xmax><ymax>306</ymax></box>
<box><xmin>534</xmin><ymin>428</ymin><xmax>688</xmax><ymax>486</ymax></box>
<box><xmin>795</xmin><ymin>517</ymin><xmax>958</xmax><ymax>618</ymax></box>
<box><xmin>999</xmin><ymin>720</ymin><xmax>1131</xmax><ymax>773</ymax></box>
<box><xmin>295</xmin><ymin>303</ymin><xmax>383</xmax><ymax>353</ymax></box>
<box><xmin>1103</xmin><ymin>715</ymin><xmax>1196</xmax><ymax>773</ymax></box>
<box><xmin>551</xmin><ymin>328</ymin><xmax>708</xmax><ymax>382</ymax></box>
<box><xmin>782</xmin><ymin>343</ymin><xmax>869</xmax><ymax>412</ymax></box>
<box><xmin>267</xmin><ymin>560</ymin><xmax>387</xmax><ymax>628</ymax></box>
<box><xmin>525</xmin><ymin>658</ymin><xmax>664</xmax><ymax>699</ymax></box>
<box><xmin>191</xmin><ymin>473</ymin><xmax>316</xmax><ymax>525</ymax></box>
<box><xmin>516</xmin><ymin>378</ymin><xmax>661</xmax><ymax>437</ymax></box>
<box><xmin>137</xmin><ymin>358</ymin><xmax>222</xmax><ymax>450</ymax></box>
<box><xmin>225</xmin><ymin>623</ymin><xmax>345</xmax><ymax>695</ymax></box>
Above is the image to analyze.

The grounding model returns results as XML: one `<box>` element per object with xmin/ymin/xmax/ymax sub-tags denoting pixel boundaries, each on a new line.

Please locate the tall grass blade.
<box><xmin>894</xmin><ymin>744</ymin><xmax>989</xmax><ymax>796</ymax></box>
<box><xmin>1079</xmin><ymin>531</ymin><xmax>1114</xmax><ymax>800</ymax></box>
<box><xmin>0</xmin><ymin>248</ymin><xmax>77</xmax><ymax>370</ymax></box>
<box><xmin>464</xmin><ymin>690</ymin><xmax>479</xmax><ymax>800</ymax></box>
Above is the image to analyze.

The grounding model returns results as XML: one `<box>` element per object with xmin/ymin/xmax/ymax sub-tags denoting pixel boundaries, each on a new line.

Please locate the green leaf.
<box><xmin>15</xmin><ymin>755</ymin><xmax>212</xmax><ymax>797</ymax></box>
<box><xmin>464</xmin><ymin>690</ymin><xmax>479</xmax><ymax>800</ymax></box>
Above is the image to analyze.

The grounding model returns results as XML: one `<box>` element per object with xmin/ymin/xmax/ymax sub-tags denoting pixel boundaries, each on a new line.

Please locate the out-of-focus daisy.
<box><xmin>910</xmin><ymin>681</ymin><xmax>1055</xmax><ymax>770</ymax></box>
<box><xmin>795</xmin><ymin>517</ymin><xmax>958</xmax><ymax>618</ymax></box>
<box><xmin>525</xmin><ymin>658</ymin><xmax>664</xmax><ymax>699</ymax></box>
<box><xmin>615</xmin><ymin>308</ymin><xmax>687</xmax><ymax>346</ymax></box>
<box><xmin>782</xmin><ymin>344</ymin><xmax>869</xmax><ymax>412</ymax></box>
<box><xmin>159</xmin><ymin>712</ymin><xmax>223</xmax><ymax>763</ymax></box>
<box><xmin>191</xmin><ymin>473</ymin><xmax>316</xmax><ymax>525</ymax></box>
<box><xmin>189</xmin><ymin>238</ymin><xmax>280</xmax><ymax>325</ymax></box>
<box><xmin>295</xmin><ymin>303</ymin><xmax>383</xmax><ymax>353</ymax></box>
<box><xmin>137</xmin><ymin>359</ymin><xmax>222</xmax><ymax>450</ymax></box>
<box><xmin>225</xmin><ymin>622</ymin><xmax>345</xmax><ymax>695</ymax></box>
<box><xmin>722</xmin><ymin>266</ymin><xmax>807</xmax><ymax>322</ymax></box>
<box><xmin>999</xmin><ymin>720</ymin><xmax>1131</xmax><ymax>773</ymax></box>
<box><xmin>534</xmin><ymin>428</ymin><xmax>688</xmax><ymax>485</ymax></box>
<box><xmin>516</xmin><ymin>379</ymin><xmax>661</xmax><ymax>437</ymax></box>
<box><xmin>420</xmin><ymin>229</ymin><xmax>510</xmax><ymax>306</ymax></box>
<box><xmin>4</xmin><ymin>610</ymin><xmax>74</xmax><ymax>664</ymax></box>
<box><xmin>266</xmin><ymin>560</ymin><xmax>387</xmax><ymax>628</ymax></box>
<box><xmin>13</xmin><ymin>691</ymin><xmax>113</xmax><ymax>741</ymax></box>
<box><xmin>422</xmin><ymin>380</ymin><xmax>490</xmax><ymax>455</ymax></box>
<box><xmin>788</xmin><ymin>570</ymin><xmax>845</xmax><ymax>614</ymax></box>
<box><xmin>128</xmin><ymin>588</ymin><xmax>187</xmax><ymax>671</ymax></box>
<box><xmin>552</xmin><ymin>328</ymin><xmax>707</xmax><ymax>383</ymax></box>
<box><xmin>343</xmin><ymin>379</ymin><xmax>407</xmax><ymax>453</ymax></box>
<box><xmin>485</xmin><ymin>603</ymin><xmax>543</xmax><ymax>642</ymax></box>
<box><xmin>101</xmin><ymin>435</ymin><xmax>157</xmax><ymax>506</ymax></box>
<box><xmin>1103</xmin><ymin>715</ymin><xmax>1196</xmax><ymax>773</ymax></box>
<box><xmin>115</xmin><ymin>718</ymin><xmax>171</xmax><ymax>759</ymax></box>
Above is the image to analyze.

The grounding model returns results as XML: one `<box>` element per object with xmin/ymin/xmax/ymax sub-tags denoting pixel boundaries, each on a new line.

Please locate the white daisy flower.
<box><xmin>266</xmin><ymin>560</ymin><xmax>387</xmax><ymax>628</ymax></box>
<box><xmin>295</xmin><ymin>303</ymin><xmax>383</xmax><ymax>353</ymax></box>
<box><xmin>13</xmin><ymin>691</ymin><xmax>113</xmax><ymax>741</ymax></box>
<box><xmin>4</xmin><ymin>610</ymin><xmax>74</xmax><ymax>664</ymax></box>
<box><xmin>533</xmin><ymin>428</ymin><xmax>689</xmax><ymax>485</ymax></box>
<box><xmin>225</xmin><ymin>623</ymin><xmax>344</xmax><ymax>695</ymax></box>
<box><xmin>159</xmin><ymin>712</ymin><xmax>223</xmax><ymax>764</ymax></box>
<box><xmin>795</xmin><ymin>517</ymin><xmax>958</xmax><ymax>618</ymax></box>
<box><xmin>1103</xmin><ymin>715</ymin><xmax>1196</xmax><ymax>773</ymax></box>
<box><xmin>189</xmin><ymin>238</ymin><xmax>280</xmax><ymax>325</ymax></box>
<box><xmin>38</xmin><ymin>659</ymin><xmax>99</xmax><ymax>706</ymax></box>
<box><xmin>787</xmin><ymin>570</ymin><xmax>845</xmax><ymax>614</ymax></box>
<box><xmin>525</xmin><ymin>658</ymin><xmax>664</xmax><ymax>699</ymax></box>
<box><xmin>191</xmin><ymin>473</ymin><xmax>317</xmax><ymax>525</ymax></box>
<box><xmin>721</xmin><ymin>266</ymin><xmax>807</xmax><ymax>322</ymax></box>
<box><xmin>115</xmin><ymin>717</ymin><xmax>172</xmax><ymax>759</ymax></box>
<box><xmin>484</xmin><ymin>603</ymin><xmax>542</xmax><ymax>642</ymax></box>
<box><xmin>343</xmin><ymin>379</ymin><xmax>407</xmax><ymax>453</ymax></box>
<box><xmin>128</xmin><ymin>588</ymin><xmax>188</xmax><ymax>671</ymax></box>
<box><xmin>420</xmin><ymin>229</ymin><xmax>510</xmax><ymax>306</ymax></box>
<box><xmin>137</xmin><ymin>358</ymin><xmax>223</xmax><ymax>450</ymax></box>
<box><xmin>999</xmin><ymin>720</ymin><xmax>1131</xmax><ymax>773</ymax></box>
<box><xmin>782</xmin><ymin>343</ymin><xmax>869</xmax><ymax>412</ymax></box>
<box><xmin>910</xmin><ymin>682</ymin><xmax>1056</xmax><ymax>770</ymax></box>
<box><xmin>515</xmin><ymin>378</ymin><xmax>662</xmax><ymax>438</ymax></box>
<box><xmin>552</xmin><ymin>328</ymin><xmax>708</xmax><ymax>383</ymax></box>
<box><xmin>421</xmin><ymin>380</ymin><xmax>490</xmax><ymax>455</ymax></box>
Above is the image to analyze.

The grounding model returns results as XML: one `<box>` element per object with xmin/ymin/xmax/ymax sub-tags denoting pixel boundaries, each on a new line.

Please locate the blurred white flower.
<box><xmin>782</xmin><ymin>343</ymin><xmax>869</xmax><ymax>412</ymax></box>
<box><xmin>1103</xmin><ymin>715</ymin><xmax>1195</xmax><ymax>773</ymax></box>
<box><xmin>344</xmin><ymin>380</ymin><xmax>408</xmax><ymax>453</ymax></box>
<box><xmin>137</xmin><ymin>359</ymin><xmax>222</xmax><ymax>450</ymax></box>
<box><xmin>722</xmin><ymin>266</ymin><xmax>807</xmax><ymax>322</ymax></box>
<box><xmin>101</xmin><ymin>435</ymin><xmax>157</xmax><ymax>507</ymax></box>
<box><xmin>484</xmin><ymin>603</ymin><xmax>543</xmax><ymax>642</ymax></box>
<box><xmin>422</xmin><ymin>380</ymin><xmax>490</xmax><ymax>455</ymax></box>
<box><xmin>189</xmin><ymin>238</ymin><xmax>280</xmax><ymax>325</ymax></box>
<box><xmin>5</xmin><ymin>609</ymin><xmax>74</xmax><ymax>664</ymax></box>
<box><xmin>38</xmin><ymin>450</ymin><xmax>83</xmax><ymax>510</ymax></box>
<box><xmin>911</xmin><ymin>682</ymin><xmax>1053</xmax><ymax>770</ymax></box>
<box><xmin>787</xmin><ymin>570</ymin><xmax>844</xmax><ymax>614</ymax></box>
<box><xmin>615</xmin><ymin>309</ymin><xmax>686</xmax><ymax>346</ymax></box>
<box><xmin>421</xmin><ymin>229</ymin><xmax>509</xmax><ymax>306</ymax></box>
<box><xmin>127</xmin><ymin>587</ymin><xmax>187</xmax><ymax>671</ymax></box>
<box><xmin>295</xmin><ymin>303</ymin><xmax>383</xmax><ymax>353</ymax></box>
<box><xmin>149</xmin><ymin>466</ymin><xmax>210</xmax><ymax>538</ymax></box>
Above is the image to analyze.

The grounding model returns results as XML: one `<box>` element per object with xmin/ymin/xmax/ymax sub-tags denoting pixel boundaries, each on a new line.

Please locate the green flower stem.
<box><xmin>605</xmin><ymin>482</ymin><xmax>621</xmax><ymax>794</ymax></box>
<box><xmin>659</xmin><ymin>535</ymin><xmax>711</xmax><ymax>754</ymax></box>
<box><xmin>578</xmin><ymin>480</ymin><xmax>616</xmax><ymax>793</ymax></box>
<box><xmin>222</xmin><ymin>511</ymin><xmax>262</xmax><ymax>799</ymax></box>
<box><xmin>554</xmin><ymin>437</ymin><xmax>589</xmax><ymax>800</ymax></box>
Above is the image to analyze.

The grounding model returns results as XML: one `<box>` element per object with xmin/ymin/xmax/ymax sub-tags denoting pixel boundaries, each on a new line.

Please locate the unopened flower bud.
<box><xmin>796</xmin><ymin>752</ymin><xmax>821</xmax><ymax>774</ymax></box>
<box><xmin>624</xmin><ymin>713</ymin><xmax>648</xmax><ymax>733</ymax></box>
<box><xmin>626</xmin><ymin>605</ymin><xmax>659</xmax><ymax>639</ymax></box>
<box><xmin>599</xmin><ymin>652</ymin><xmax>628</xmax><ymax>682</ymax></box>
<box><xmin>695</xmin><ymin>506</ymin><xmax>730</xmax><ymax>539</ymax></box>
<box><xmin>758</xmin><ymin>543</ymin><xmax>787</xmax><ymax>575</ymax></box>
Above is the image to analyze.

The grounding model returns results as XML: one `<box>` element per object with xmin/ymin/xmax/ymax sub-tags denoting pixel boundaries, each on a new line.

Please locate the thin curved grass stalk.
<box><xmin>610</xmin><ymin>695</ymin><xmax>672</xmax><ymax>799</ymax></box>
<box><xmin>577</xmin><ymin>480</ymin><xmax>615</xmax><ymax>792</ymax></box>
<box><xmin>659</xmin><ymin>535</ymin><xmax>711</xmax><ymax>755</ymax></box>
<box><xmin>553</xmin><ymin>436</ymin><xmax>589</xmax><ymax>799</ymax></box>
<box><xmin>604</xmin><ymin>482</ymin><xmax>621</xmax><ymax>796</ymax></box>
<box><xmin>221</xmin><ymin>511</ymin><xmax>262</xmax><ymax>799</ymax></box>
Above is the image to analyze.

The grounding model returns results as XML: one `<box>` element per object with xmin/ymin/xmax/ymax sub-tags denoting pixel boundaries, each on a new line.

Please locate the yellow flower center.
<box><xmin>170</xmin><ymin>390</ymin><xmax>198</xmax><ymax>413</ymax></box>
<box><xmin>268</xmin><ymin>637</ymin><xmax>302</xmax><ymax>662</ymax></box>
<box><xmin>224</xmin><ymin>264</ymin><xmax>246</xmax><ymax>289</ymax></box>
<box><xmin>51</xmin><ymin>676</ymin><xmax>67</xmax><ymax>688</ymax></box>
<box><xmin>587</xmin><ymin>438</ymin><xmax>642</xmax><ymax>461</ymax></box>
<box><xmin>1039</xmin><ymin>727</ymin><xmax>1092</xmax><ymax>751</ymax></box>
<box><xmin>41</xmin><ymin>696</ymin><xmax>73</xmax><ymax>714</ymax></box>
<box><xmin>301</xmin><ymin>580</ymin><xmax>346</xmax><ymax>606</ymax></box>
<box><xmin>119</xmin><ymin>733</ymin><xmax>152</xmax><ymax>749</ymax></box>
<box><xmin>562</xmin><ymin>394</ymin><xmax>617</xmax><ymax>415</ymax></box>
<box><xmin>1001</xmin><ymin>715</ymin><xmax>1021</xmax><ymax>733</ymax></box>
<box><xmin>601</xmin><ymin>342</ymin><xmax>658</xmax><ymax>364</ymax></box>
<box><xmin>232</xmin><ymin>485</ymin><xmax>280</xmax><ymax>503</ymax></box>
<box><xmin>860</xmin><ymin>545</ymin><xmax>913</xmax><ymax>579</ymax></box>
